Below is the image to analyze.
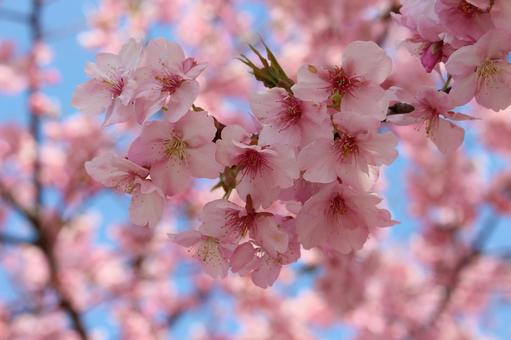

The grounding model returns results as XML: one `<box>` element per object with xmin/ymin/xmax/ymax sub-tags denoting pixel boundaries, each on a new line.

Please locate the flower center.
<box><xmin>236</xmin><ymin>149</ymin><xmax>270</xmax><ymax>178</ymax></box>
<box><xmin>123</xmin><ymin>182</ymin><xmax>136</xmax><ymax>194</ymax></box>
<box><xmin>103</xmin><ymin>78</ymin><xmax>125</xmax><ymax>98</ymax></box>
<box><xmin>164</xmin><ymin>137</ymin><xmax>187</xmax><ymax>160</ymax></box>
<box><xmin>478</xmin><ymin>59</ymin><xmax>498</xmax><ymax>79</ymax></box>
<box><xmin>225</xmin><ymin>210</ymin><xmax>255</xmax><ymax>237</ymax></box>
<box><xmin>334</xmin><ymin>133</ymin><xmax>358</xmax><ymax>160</ymax></box>
<box><xmin>328</xmin><ymin>195</ymin><xmax>347</xmax><ymax>220</ymax></box>
<box><xmin>328</xmin><ymin>66</ymin><xmax>360</xmax><ymax>96</ymax></box>
<box><xmin>458</xmin><ymin>0</ymin><xmax>481</xmax><ymax>17</ymax></box>
<box><xmin>277</xmin><ymin>94</ymin><xmax>303</xmax><ymax>130</ymax></box>
<box><xmin>156</xmin><ymin>74</ymin><xmax>184</xmax><ymax>94</ymax></box>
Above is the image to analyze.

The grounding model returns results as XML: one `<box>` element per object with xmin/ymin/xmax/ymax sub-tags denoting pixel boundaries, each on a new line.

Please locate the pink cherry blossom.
<box><xmin>394</xmin><ymin>0</ymin><xmax>450</xmax><ymax>73</ymax></box>
<box><xmin>230</xmin><ymin>217</ymin><xmax>299</xmax><ymax>288</ymax></box>
<box><xmin>85</xmin><ymin>151</ymin><xmax>164</xmax><ymax>227</ymax></box>
<box><xmin>170</xmin><ymin>230</ymin><xmax>232</xmax><ymax>278</ymax></box>
<box><xmin>250</xmin><ymin>88</ymin><xmax>330</xmax><ymax>148</ymax></box>
<box><xmin>199</xmin><ymin>198</ymin><xmax>289</xmax><ymax>258</ymax></box>
<box><xmin>8</xmin><ymin>1</ymin><xmax>511</xmax><ymax>338</ymax></box>
<box><xmin>298</xmin><ymin>112</ymin><xmax>397</xmax><ymax>189</ymax></box>
<box><xmin>491</xmin><ymin>0</ymin><xmax>511</xmax><ymax>32</ymax></box>
<box><xmin>134</xmin><ymin>38</ymin><xmax>206</xmax><ymax>123</ymax></box>
<box><xmin>251</xmin><ymin>217</ymin><xmax>300</xmax><ymax>288</ymax></box>
<box><xmin>127</xmin><ymin>110</ymin><xmax>222</xmax><ymax>196</ymax></box>
<box><xmin>215</xmin><ymin>125</ymin><xmax>299</xmax><ymax>208</ymax></box>
<box><xmin>292</xmin><ymin>41</ymin><xmax>392</xmax><ymax>119</ymax></box>
<box><xmin>296</xmin><ymin>182</ymin><xmax>396</xmax><ymax>254</ymax></box>
<box><xmin>435</xmin><ymin>0</ymin><xmax>493</xmax><ymax>42</ymax></box>
<box><xmin>446</xmin><ymin>30</ymin><xmax>511</xmax><ymax>111</ymax></box>
<box><xmin>198</xmin><ymin>198</ymin><xmax>255</xmax><ymax>244</ymax></box>
<box><xmin>72</xmin><ymin>38</ymin><xmax>142</xmax><ymax>125</ymax></box>
<box><xmin>388</xmin><ymin>87</ymin><xmax>474</xmax><ymax>154</ymax></box>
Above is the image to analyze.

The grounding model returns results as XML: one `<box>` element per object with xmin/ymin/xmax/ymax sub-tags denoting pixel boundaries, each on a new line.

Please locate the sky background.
<box><xmin>1</xmin><ymin>0</ymin><xmax>511</xmax><ymax>338</ymax></box>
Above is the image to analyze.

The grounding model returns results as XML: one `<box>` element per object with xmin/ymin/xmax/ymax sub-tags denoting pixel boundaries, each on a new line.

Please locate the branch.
<box><xmin>29</xmin><ymin>0</ymin><xmax>43</xmax><ymax>212</ymax></box>
<box><xmin>411</xmin><ymin>214</ymin><xmax>500</xmax><ymax>336</ymax></box>
<box><xmin>0</xmin><ymin>180</ymin><xmax>88</xmax><ymax>338</ymax></box>
<box><xmin>1</xmin><ymin>1</ymin><xmax>91</xmax><ymax>339</ymax></box>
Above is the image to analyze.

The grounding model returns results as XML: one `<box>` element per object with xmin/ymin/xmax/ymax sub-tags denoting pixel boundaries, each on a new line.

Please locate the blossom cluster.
<box><xmin>388</xmin><ymin>0</ymin><xmax>511</xmax><ymax>153</ymax></box>
<box><xmin>76</xmin><ymin>38</ymin><xmax>399</xmax><ymax>288</ymax></box>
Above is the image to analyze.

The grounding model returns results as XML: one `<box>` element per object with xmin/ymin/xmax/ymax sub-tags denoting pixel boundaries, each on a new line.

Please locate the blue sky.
<box><xmin>1</xmin><ymin>0</ymin><xmax>510</xmax><ymax>338</ymax></box>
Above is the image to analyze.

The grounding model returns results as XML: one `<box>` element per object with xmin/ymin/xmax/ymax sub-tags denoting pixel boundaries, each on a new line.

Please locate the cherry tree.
<box><xmin>1</xmin><ymin>0</ymin><xmax>511</xmax><ymax>338</ymax></box>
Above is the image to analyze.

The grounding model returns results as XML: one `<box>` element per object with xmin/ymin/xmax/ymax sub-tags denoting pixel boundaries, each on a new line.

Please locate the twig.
<box><xmin>409</xmin><ymin>214</ymin><xmax>499</xmax><ymax>337</ymax></box>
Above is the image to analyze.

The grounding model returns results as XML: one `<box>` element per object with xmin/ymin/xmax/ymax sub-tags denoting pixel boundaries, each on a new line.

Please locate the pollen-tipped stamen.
<box><xmin>164</xmin><ymin>137</ymin><xmax>187</xmax><ymax>160</ymax></box>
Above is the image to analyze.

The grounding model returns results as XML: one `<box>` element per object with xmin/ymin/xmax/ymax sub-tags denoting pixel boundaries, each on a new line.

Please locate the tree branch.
<box><xmin>410</xmin><ymin>214</ymin><xmax>499</xmax><ymax>336</ymax></box>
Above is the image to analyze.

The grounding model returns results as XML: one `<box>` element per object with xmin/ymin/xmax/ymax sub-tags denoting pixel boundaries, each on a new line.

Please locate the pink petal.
<box><xmin>251</xmin><ymin>256</ymin><xmax>281</xmax><ymax>288</ymax></box>
<box><xmin>253</xmin><ymin>216</ymin><xmax>288</xmax><ymax>258</ymax></box>
<box><xmin>445</xmin><ymin>45</ymin><xmax>481</xmax><ymax>76</ymax></box>
<box><xmin>231</xmin><ymin>242</ymin><xmax>257</xmax><ymax>273</ymax></box>
<box><xmin>292</xmin><ymin>65</ymin><xmax>330</xmax><ymax>102</ymax></box>
<box><xmin>187</xmin><ymin>143</ymin><xmax>222</xmax><ymax>178</ymax></box>
<box><xmin>127</xmin><ymin>121</ymin><xmax>170</xmax><ymax>166</ymax></box>
<box><xmin>71</xmin><ymin>80</ymin><xmax>112</xmax><ymax>115</ymax></box>
<box><xmin>476</xmin><ymin>62</ymin><xmax>511</xmax><ymax>111</ymax></box>
<box><xmin>342</xmin><ymin>85</ymin><xmax>388</xmax><ymax>120</ymax></box>
<box><xmin>177</xmin><ymin>110</ymin><xmax>216</xmax><ymax>146</ymax></box>
<box><xmin>249</xmin><ymin>88</ymin><xmax>285</xmax><ymax>123</ymax></box>
<box><xmin>342</xmin><ymin>41</ymin><xmax>392</xmax><ymax>84</ymax></box>
<box><xmin>170</xmin><ymin>230</ymin><xmax>202</xmax><ymax>247</ymax></box>
<box><xmin>85</xmin><ymin>151</ymin><xmax>148</xmax><ymax>188</ymax></box>
<box><xmin>144</xmin><ymin>38</ymin><xmax>185</xmax><ymax>71</ymax></box>
<box><xmin>298</xmin><ymin>139</ymin><xmax>337</xmax><ymax>183</ymax></box>
<box><xmin>449</xmin><ymin>73</ymin><xmax>477</xmax><ymax>107</ymax></box>
<box><xmin>429</xmin><ymin>118</ymin><xmax>465</xmax><ymax>154</ymax></box>
<box><xmin>129</xmin><ymin>187</ymin><xmax>164</xmax><ymax>227</ymax></box>
<box><xmin>164</xmin><ymin>80</ymin><xmax>200</xmax><ymax>123</ymax></box>
<box><xmin>150</xmin><ymin>159</ymin><xmax>191</xmax><ymax>196</ymax></box>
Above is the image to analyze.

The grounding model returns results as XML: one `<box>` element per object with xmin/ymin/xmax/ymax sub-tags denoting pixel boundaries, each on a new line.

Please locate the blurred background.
<box><xmin>1</xmin><ymin>0</ymin><xmax>511</xmax><ymax>339</ymax></box>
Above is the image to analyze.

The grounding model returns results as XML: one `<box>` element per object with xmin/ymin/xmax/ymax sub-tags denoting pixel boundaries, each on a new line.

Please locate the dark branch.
<box><xmin>411</xmin><ymin>214</ymin><xmax>499</xmax><ymax>336</ymax></box>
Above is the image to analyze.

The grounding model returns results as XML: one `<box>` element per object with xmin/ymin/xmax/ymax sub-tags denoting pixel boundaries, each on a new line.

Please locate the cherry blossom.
<box><xmin>296</xmin><ymin>182</ymin><xmax>395</xmax><ymax>254</ymax></box>
<box><xmin>435</xmin><ymin>0</ymin><xmax>493</xmax><ymax>42</ymax></box>
<box><xmin>250</xmin><ymin>88</ymin><xmax>330</xmax><ymax>148</ymax></box>
<box><xmin>388</xmin><ymin>87</ymin><xmax>474</xmax><ymax>154</ymax></box>
<box><xmin>298</xmin><ymin>112</ymin><xmax>397</xmax><ymax>189</ymax></box>
<box><xmin>72</xmin><ymin>38</ymin><xmax>142</xmax><ymax>125</ymax></box>
<box><xmin>85</xmin><ymin>151</ymin><xmax>164</xmax><ymax>227</ymax></box>
<box><xmin>127</xmin><ymin>110</ymin><xmax>221</xmax><ymax>196</ymax></box>
<box><xmin>4</xmin><ymin>1</ymin><xmax>511</xmax><ymax>338</ymax></box>
<box><xmin>134</xmin><ymin>38</ymin><xmax>207</xmax><ymax>123</ymax></box>
<box><xmin>215</xmin><ymin>125</ymin><xmax>299</xmax><ymax>208</ymax></box>
<box><xmin>446</xmin><ymin>30</ymin><xmax>511</xmax><ymax>111</ymax></box>
<box><xmin>292</xmin><ymin>41</ymin><xmax>392</xmax><ymax>119</ymax></box>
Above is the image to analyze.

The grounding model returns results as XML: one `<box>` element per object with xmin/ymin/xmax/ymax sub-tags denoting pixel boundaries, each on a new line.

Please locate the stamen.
<box><xmin>225</xmin><ymin>210</ymin><xmax>255</xmax><ymax>237</ymax></box>
<box><xmin>277</xmin><ymin>95</ymin><xmax>303</xmax><ymax>130</ymax></box>
<box><xmin>103</xmin><ymin>78</ymin><xmax>125</xmax><ymax>98</ymax></box>
<box><xmin>156</xmin><ymin>74</ymin><xmax>184</xmax><ymax>94</ymax></box>
<box><xmin>164</xmin><ymin>137</ymin><xmax>187</xmax><ymax>160</ymax></box>
<box><xmin>333</xmin><ymin>133</ymin><xmax>358</xmax><ymax>160</ymax></box>
<box><xmin>327</xmin><ymin>195</ymin><xmax>347</xmax><ymax>221</ymax></box>
<box><xmin>477</xmin><ymin>59</ymin><xmax>498</xmax><ymax>79</ymax></box>
<box><xmin>328</xmin><ymin>66</ymin><xmax>361</xmax><ymax>96</ymax></box>
<box><xmin>458</xmin><ymin>0</ymin><xmax>481</xmax><ymax>17</ymax></box>
<box><xmin>236</xmin><ymin>149</ymin><xmax>270</xmax><ymax>178</ymax></box>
